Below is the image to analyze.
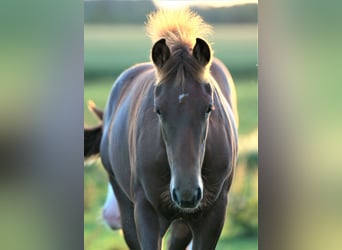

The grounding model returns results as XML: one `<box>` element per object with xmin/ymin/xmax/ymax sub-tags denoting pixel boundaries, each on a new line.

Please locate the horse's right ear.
<box><xmin>193</xmin><ymin>38</ymin><xmax>211</xmax><ymax>67</ymax></box>
<box><xmin>151</xmin><ymin>39</ymin><xmax>170</xmax><ymax>69</ymax></box>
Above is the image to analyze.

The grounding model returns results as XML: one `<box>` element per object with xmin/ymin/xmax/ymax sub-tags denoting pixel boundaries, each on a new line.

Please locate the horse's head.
<box><xmin>152</xmin><ymin>38</ymin><xmax>214</xmax><ymax>210</ymax></box>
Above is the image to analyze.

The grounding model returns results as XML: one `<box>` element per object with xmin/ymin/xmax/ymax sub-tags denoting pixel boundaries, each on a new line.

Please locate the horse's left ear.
<box><xmin>193</xmin><ymin>38</ymin><xmax>211</xmax><ymax>66</ymax></box>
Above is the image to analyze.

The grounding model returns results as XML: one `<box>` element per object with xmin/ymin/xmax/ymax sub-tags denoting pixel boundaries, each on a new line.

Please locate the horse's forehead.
<box><xmin>167</xmin><ymin>80</ymin><xmax>203</xmax><ymax>92</ymax></box>
<box><xmin>178</xmin><ymin>93</ymin><xmax>189</xmax><ymax>103</ymax></box>
<box><xmin>157</xmin><ymin>80</ymin><xmax>211</xmax><ymax>105</ymax></box>
<box><xmin>174</xmin><ymin>84</ymin><xmax>203</xmax><ymax>103</ymax></box>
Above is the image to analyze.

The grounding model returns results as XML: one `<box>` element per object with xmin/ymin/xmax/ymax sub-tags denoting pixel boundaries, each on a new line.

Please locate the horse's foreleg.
<box><xmin>168</xmin><ymin>219</ymin><xmax>192</xmax><ymax>250</ymax></box>
<box><xmin>134</xmin><ymin>192</ymin><xmax>163</xmax><ymax>250</ymax></box>
<box><xmin>189</xmin><ymin>194</ymin><xmax>228</xmax><ymax>250</ymax></box>
<box><xmin>109</xmin><ymin>175</ymin><xmax>141</xmax><ymax>250</ymax></box>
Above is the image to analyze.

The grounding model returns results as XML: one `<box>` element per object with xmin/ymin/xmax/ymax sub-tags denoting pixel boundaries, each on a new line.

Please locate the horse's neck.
<box><xmin>212</xmin><ymin>86</ymin><xmax>238</xmax><ymax>153</ymax></box>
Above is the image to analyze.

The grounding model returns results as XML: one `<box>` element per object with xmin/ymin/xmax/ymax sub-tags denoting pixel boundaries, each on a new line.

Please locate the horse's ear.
<box><xmin>151</xmin><ymin>38</ymin><xmax>170</xmax><ymax>69</ymax></box>
<box><xmin>193</xmin><ymin>38</ymin><xmax>211</xmax><ymax>66</ymax></box>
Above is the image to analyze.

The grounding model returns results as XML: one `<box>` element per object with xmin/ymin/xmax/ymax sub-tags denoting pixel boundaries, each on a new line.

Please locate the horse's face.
<box><xmin>154</xmin><ymin>81</ymin><xmax>214</xmax><ymax>209</ymax></box>
<box><xmin>152</xmin><ymin>38</ymin><xmax>214</xmax><ymax>210</ymax></box>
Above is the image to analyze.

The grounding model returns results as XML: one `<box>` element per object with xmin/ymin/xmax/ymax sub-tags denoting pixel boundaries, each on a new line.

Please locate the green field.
<box><xmin>85</xmin><ymin>24</ymin><xmax>258</xmax><ymax>250</ymax></box>
<box><xmin>85</xmin><ymin>24</ymin><xmax>257</xmax><ymax>79</ymax></box>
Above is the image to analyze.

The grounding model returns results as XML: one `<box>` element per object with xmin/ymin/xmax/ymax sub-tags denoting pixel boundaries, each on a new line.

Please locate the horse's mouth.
<box><xmin>177</xmin><ymin>205</ymin><xmax>201</xmax><ymax>214</ymax></box>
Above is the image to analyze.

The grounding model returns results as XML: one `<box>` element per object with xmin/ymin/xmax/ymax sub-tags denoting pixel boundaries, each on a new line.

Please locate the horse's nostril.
<box><xmin>172</xmin><ymin>188</ymin><xmax>179</xmax><ymax>204</ymax></box>
<box><xmin>196</xmin><ymin>187</ymin><xmax>202</xmax><ymax>203</ymax></box>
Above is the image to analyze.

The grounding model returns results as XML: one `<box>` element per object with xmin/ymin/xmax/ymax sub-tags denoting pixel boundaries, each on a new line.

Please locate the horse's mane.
<box><xmin>146</xmin><ymin>8</ymin><xmax>212</xmax><ymax>48</ymax></box>
<box><xmin>146</xmin><ymin>9</ymin><xmax>213</xmax><ymax>85</ymax></box>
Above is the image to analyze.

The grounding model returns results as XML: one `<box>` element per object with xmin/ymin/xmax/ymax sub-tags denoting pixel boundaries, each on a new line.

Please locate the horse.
<box><xmin>84</xmin><ymin>9</ymin><xmax>238</xmax><ymax>250</ymax></box>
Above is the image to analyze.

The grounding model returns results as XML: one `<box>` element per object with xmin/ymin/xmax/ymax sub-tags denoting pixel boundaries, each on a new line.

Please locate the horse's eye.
<box><xmin>154</xmin><ymin>106</ymin><xmax>161</xmax><ymax>115</ymax></box>
<box><xmin>206</xmin><ymin>104</ymin><xmax>215</xmax><ymax>114</ymax></box>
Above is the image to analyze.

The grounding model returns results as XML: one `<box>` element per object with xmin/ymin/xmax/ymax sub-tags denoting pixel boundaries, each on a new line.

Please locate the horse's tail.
<box><xmin>84</xmin><ymin>125</ymin><xmax>102</xmax><ymax>158</ymax></box>
<box><xmin>146</xmin><ymin>8</ymin><xmax>212</xmax><ymax>48</ymax></box>
<box><xmin>84</xmin><ymin>100</ymin><xmax>103</xmax><ymax>158</ymax></box>
<box><xmin>88</xmin><ymin>100</ymin><xmax>103</xmax><ymax>120</ymax></box>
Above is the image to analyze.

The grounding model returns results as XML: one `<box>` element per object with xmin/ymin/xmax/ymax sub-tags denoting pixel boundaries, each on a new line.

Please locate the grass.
<box><xmin>84</xmin><ymin>24</ymin><xmax>258</xmax><ymax>250</ymax></box>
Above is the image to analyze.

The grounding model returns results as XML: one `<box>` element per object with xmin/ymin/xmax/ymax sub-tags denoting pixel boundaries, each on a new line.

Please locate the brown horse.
<box><xmin>85</xmin><ymin>9</ymin><xmax>238</xmax><ymax>250</ymax></box>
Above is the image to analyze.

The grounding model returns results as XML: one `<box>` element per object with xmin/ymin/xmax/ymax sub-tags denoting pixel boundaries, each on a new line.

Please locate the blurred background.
<box><xmin>0</xmin><ymin>0</ymin><xmax>342</xmax><ymax>250</ymax></box>
<box><xmin>1</xmin><ymin>1</ymin><xmax>341</xmax><ymax>250</ymax></box>
<box><xmin>84</xmin><ymin>1</ymin><xmax>258</xmax><ymax>249</ymax></box>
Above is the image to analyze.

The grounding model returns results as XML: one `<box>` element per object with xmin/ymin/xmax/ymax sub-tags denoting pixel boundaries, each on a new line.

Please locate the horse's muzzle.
<box><xmin>171</xmin><ymin>186</ymin><xmax>203</xmax><ymax>209</ymax></box>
